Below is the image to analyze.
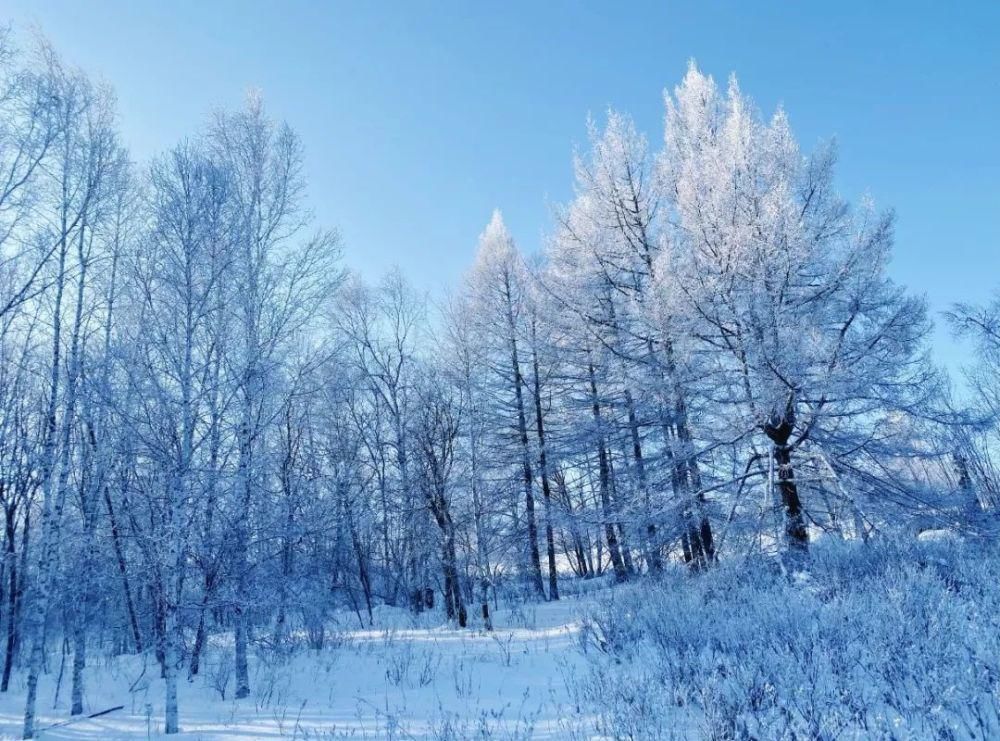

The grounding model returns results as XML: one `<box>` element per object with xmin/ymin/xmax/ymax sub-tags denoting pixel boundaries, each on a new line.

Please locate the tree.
<box><xmin>465</xmin><ymin>212</ymin><xmax>546</xmax><ymax>599</ymax></box>
<box><xmin>334</xmin><ymin>269</ymin><xmax>427</xmax><ymax>607</ymax></box>
<box><xmin>21</xmin><ymin>54</ymin><xmax>122</xmax><ymax>739</ymax></box>
<box><xmin>413</xmin><ymin>371</ymin><xmax>467</xmax><ymax>626</ymax></box>
<box><xmin>114</xmin><ymin>141</ymin><xmax>231</xmax><ymax>733</ymax></box>
<box><xmin>657</xmin><ymin>64</ymin><xmax>938</xmax><ymax>553</ymax></box>
<box><xmin>441</xmin><ymin>293</ymin><xmax>500</xmax><ymax>628</ymax></box>
<box><xmin>946</xmin><ymin>295</ymin><xmax>1000</xmax><ymax>516</ymax></box>
<box><xmin>547</xmin><ymin>110</ymin><xmax>715</xmax><ymax>571</ymax></box>
<box><xmin>210</xmin><ymin>91</ymin><xmax>339</xmax><ymax>699</ymax></box>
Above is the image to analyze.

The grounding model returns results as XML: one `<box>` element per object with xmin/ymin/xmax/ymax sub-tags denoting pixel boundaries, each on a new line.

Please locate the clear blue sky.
<box><xmin>5</xmin><ymin>1</ymin><xmax>999</xmax><ymax>371</ymax></box>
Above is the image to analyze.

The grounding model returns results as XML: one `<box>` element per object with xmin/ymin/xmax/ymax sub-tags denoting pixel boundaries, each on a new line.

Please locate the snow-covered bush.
<box><xmin>577</xmin><ymin>537</ymin><xmax>1000</xmax><ymax>739</ymax></box>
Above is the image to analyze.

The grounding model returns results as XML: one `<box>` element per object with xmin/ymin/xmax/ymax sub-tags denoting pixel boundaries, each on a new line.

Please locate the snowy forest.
<box><xmin>0</xmin><ymin>23</ymin><xmax>998</xmax><ymax>741</ymax></box>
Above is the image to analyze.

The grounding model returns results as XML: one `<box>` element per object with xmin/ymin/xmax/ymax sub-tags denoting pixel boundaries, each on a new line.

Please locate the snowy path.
<box><xmin>0</xmin><ymin>598</ymin><xmax>594</xmax><ymax>739</ymax></box>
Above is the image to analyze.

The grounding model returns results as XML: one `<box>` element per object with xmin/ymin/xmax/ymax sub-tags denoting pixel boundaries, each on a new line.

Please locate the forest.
<box><xmin>0</xmin><ymin>24</ymin><xmax>997</xmax><ymax>740</ymax></box>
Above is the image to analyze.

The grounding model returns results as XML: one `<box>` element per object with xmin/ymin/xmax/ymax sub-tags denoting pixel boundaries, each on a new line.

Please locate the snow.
<box><xmin>0</xmin><ymin>539</ymin><xmax>996</xmax><ymax>740</ymax></box>
<box><xmin>0</xmin><ymin>597</ymin><xmax>593</xmax><ymax>739</ymax></box>
<box><xmin>916</xmin><ymin>528</ymin><xmax>962</xmax><ymax>542</ymax></box>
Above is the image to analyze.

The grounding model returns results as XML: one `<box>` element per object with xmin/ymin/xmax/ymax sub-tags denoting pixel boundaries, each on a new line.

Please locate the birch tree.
<box><xmin>210</xmin><ymin>92</ymin><xmax>339</xmax><ymax>698</ymax></box>
<box><xmin>116</xmin><ymin>141</ymin><xmax>231</xmax><ymax>733</ymax></box>
<box><xmin>22</xmin><ymin>57</ymin><xmax>121</xmax><ymax>739</ymax></box>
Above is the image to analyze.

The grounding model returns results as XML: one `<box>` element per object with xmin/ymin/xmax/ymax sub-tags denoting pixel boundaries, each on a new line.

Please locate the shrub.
<box><xmin>576</xmin><ymin>537</ymin><xmax>1000</xmax><ymax>739</ymax></box>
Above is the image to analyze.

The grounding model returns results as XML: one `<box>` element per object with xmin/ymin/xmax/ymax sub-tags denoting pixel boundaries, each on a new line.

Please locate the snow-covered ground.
<box><xmin>1</xmin><ymin>542</ymin><xmax>996</xmax><ymax>739</ymax></box>
<box><xmin>0</xmin><ymin>597</ymin><xmax>595</xmax><ymax>740</ymax></box>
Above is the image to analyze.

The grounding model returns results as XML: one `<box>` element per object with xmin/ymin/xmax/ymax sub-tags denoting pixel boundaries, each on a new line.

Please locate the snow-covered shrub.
<box><xmin>207</xmin><ymin>654</ymin><xmax>234</xmax><ymax>701</ymax></box>
<box><xmin>429</xmin><ymin>702</ymin><xmax>540</xmax><ymax>740</ymax></box>
<box><xmin>491</xmin><ymin>632</ymin><xmax>515</xmax><ymax>666</ymax></box>
<box><xmin>505</xmin><ymin>600</ymin><xmax>539</xmax><ymax>631</ymax></box>
<box><xmin>451</xmin><ymin>655</ymin><xmax>477</xmax><ymax>698</ymax></box>
<box><xmin>382</xmin><ymin>630</ymin><xmax>414</xmax><ymax>686</ymax></box>
<box><xmin>417</xmin><ymin>648</ymin><xmax>441</xmax><ymax>687</ymax></box>
<box><xmin>577</xmin><ymin>537</ymin><xmax>1000</xmax><ymax>739</ymax></box>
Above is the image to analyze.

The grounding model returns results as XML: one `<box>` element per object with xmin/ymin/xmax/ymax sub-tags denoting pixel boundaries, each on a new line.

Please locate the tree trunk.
<box><xmin>622</xmin><ymin>389</ymin><xmax>660</xmax><ymax>573</ymax></box>
<box><xmin>480</xmin><ymin>576</ymin><xmax>492</xmax><ymax>631</ymax></box>
<box><xmin>502</xmin><ymin>276</ymin><xmax>545</xmax><ymax>599</ymax></box>
<box><xmin>188</xmin><ymin>570</ymin><xmax>215</xmax><ymax>678</ymax></box>
<box><xmin>70</xmin><ymin>617</ymin><xmax>85</xmax><ymax>716</ymax></box>
<box><xmin>24</xmin><ymin>206</ymin><xmax>79</xmax><ymax>740</ymax></box>
<box><xmin>588</xmin><ymin>361</ymin><xmax>628</xmax><ymax>583</ymax></box>
<box><xmin>1</xmin><ymin>506</ymin><xmax>19</xmax><ymax>693</ymax></box>
<box><xmin>102</xmin><ymin>487</ymin><xmax>142</xmax><ymax>653</ymax></box>
<box><xmin>233</xmin><ymin>411</ymin><xmax>253</xmax><ymax>699</ymax></box>
<box><xmin>530</xmin><ymin>335</ymin><xmax>558</xmax><ymax>600</ymax></box>
<box><xmin>763</xmin><ymin>399</ymin><xmax>808</xmax><ymax>551</ymax></box>
<box><xmin>163</xmin><ymin>600</ymin><xmax>179</xmax><ymax>734</ymax></box>
<box><xmin>444</xmin><ymin>528</ymin><xmax>467</xmax><ymax>627</ymax></box>
<box><xmin>234</xmin><ymin>606</ymin><xmax>250</xmax><ymax>699</ymax></box>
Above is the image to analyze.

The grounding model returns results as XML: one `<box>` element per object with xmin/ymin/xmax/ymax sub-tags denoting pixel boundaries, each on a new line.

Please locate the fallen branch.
<box><xmin>39</xmin><ymin>704</ymin><xmax>125</xmax><ymax>732</ymax></box>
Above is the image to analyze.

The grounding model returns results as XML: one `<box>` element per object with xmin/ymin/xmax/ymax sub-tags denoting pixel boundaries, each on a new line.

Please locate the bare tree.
<box><xmin>210</xmin><ymin>91</ymin><xmax>339</xmax><ymax>699</ymax></box>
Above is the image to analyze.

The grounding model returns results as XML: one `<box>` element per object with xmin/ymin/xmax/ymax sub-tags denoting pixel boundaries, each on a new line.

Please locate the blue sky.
<box><xmin>5</xmin><ymin>1</ymin><xmax>999</xmax><ymax>371</ymax></box>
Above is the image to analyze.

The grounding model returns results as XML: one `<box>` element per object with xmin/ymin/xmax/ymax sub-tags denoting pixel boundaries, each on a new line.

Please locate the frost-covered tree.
<box><xmin>333</xmin><ymin>269</ymin><xmax>428</xmax><ymax>606</ymax></box>
<box><xmin>464</xmin><ymin>213</ymin><xmax>547</xmax><ymax>598</ymax></box>
<box><xmin>114</xmin><ymin>141</ymin><xmax>232</xmax><ymax>733</ymax></box>
<box><xmin>412</xmin><ymin>371</ymin><xmax>467</xmax><ymax>626</ymax></box>
<box><xmin>21</xmin><ymin>52</ymin><xmax>123</xmax><ymax>738</ymax></box>
<box><xmin>947</xmin><ymin>295</ymin><xmax>1000</xmax><ymax>516</ymax></box>
<box><xmin>546</xmin><ymin>110</ymin><xmax>714</xmax><ymax>573</ymax></box>
<box><xmin>209</xmin><ymin>92</ymin><xmax>339</xmax><ymax>700</ymax></box>
<box><xmin>0</xmin><ymin>25</ymin><xmax>981</xmax><ymax>741</ymax></box>
<box><xmin>657</xmin><ymin>64</ymin><xmax>940</xmax><ymax>552</ymax></box>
